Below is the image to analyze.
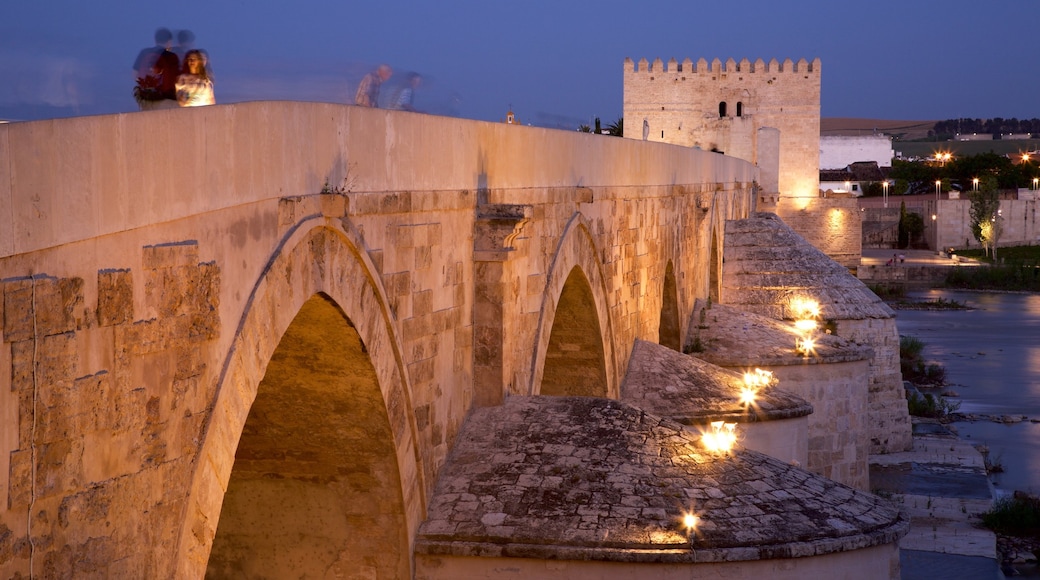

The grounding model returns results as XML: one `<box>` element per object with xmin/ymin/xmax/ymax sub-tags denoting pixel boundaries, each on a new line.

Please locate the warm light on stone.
<box><xmin>701</xmin><ymin>420</ymin><xmax>738</xmax><ymax>453</ymax></box>
<box><xmin>682</xmin><ymin>512</ymin><xmax>699</xmax><ymax>532</ymax></box>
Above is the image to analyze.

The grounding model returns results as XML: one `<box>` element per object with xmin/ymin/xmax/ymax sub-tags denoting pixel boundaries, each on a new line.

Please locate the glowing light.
<box><xmin>740</xmin><ymin>387</ymin><xmax>757</xmax><ymax>405</ymax></box>
<box><xmin>789</xmin><ymin>297</ymin><xmax>820</xmax><ymax>319</ymax></box>
<box><xmin>794</xmin><ymin>319</ymin><xmax>818</xmax><ymax>333</ymax></box>
<box><xmin>683</xmin><ymin>512</ymin><xmax>699</xmax><ymax>532</ymax></box>
<box><xmin>702</xmin><ymin>420</ymin><xmax>738</xmax><ymax>453</ymax></box>
<box><xmin>796</xmin><ymin>336</ymin><xmax>816</xmax><ymax>356</ymax></box>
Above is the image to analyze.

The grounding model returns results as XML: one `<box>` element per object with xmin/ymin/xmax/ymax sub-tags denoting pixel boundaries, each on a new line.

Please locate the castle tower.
<box><xmin>623</xmin><ymin>57</ymin><xmax>821</xmax><ymax>202</ymax></box>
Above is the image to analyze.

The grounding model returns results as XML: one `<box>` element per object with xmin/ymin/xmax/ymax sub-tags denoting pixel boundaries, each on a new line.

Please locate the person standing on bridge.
<box><xmin>176</xmin><ymin>50</ymin><xmax>215</xmax><ymax>107</ymax></box>
<box><xmin>355</xmin><ymin>64</ymin><xmax>392</xmax><ymax>107</ymax></box>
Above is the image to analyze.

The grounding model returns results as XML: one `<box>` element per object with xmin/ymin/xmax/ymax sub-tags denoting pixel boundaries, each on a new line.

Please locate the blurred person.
<box><xmin>176</xmin><ymin>50</ymin><xmax>215</xmax><ymax>107</ymax></box>
<box><xmin>354</xmin><ymin>64</ymin><xmax>392</xmax><ymax>107</ymax></box>
<box><xmin>132</xmin><ymin>28</ymin><xmax>179</xmax><ymax>109</ymax></box>
<box><xmin>390</xmin><ymin>72</ymin><xmax>422</xmax><ymax>112</ymax></box>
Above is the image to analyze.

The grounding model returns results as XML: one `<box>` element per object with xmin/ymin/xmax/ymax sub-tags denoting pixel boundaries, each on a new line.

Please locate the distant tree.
<box><xmin>897</xmin><ymin>202</ymin><xmax>910</xmax><ymax>249</ymax></box>
<box><xmin>969</xmin><ymin>176</ymin><xmax>1001</xmax><ymax>257</ymax></box>
<box><xmin>903</xmin><ymin>212</ymin><xmax>925</xmax><ymax>247</ymax></box>
<box><xmin>578</xmin><ymin>124</ymin><xmax>592</xmax><ymax>133</ymax></box>
<box><xmin>606</xmin><ymin>117</ymin><xmax>623</xmax><ymax>137</ymax></box>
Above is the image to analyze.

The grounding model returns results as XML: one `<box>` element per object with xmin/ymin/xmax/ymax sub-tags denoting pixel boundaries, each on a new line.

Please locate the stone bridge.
<box><xmin>0</xmin><ymin>102</ymin><xmax>764</xmax><ymax>577</ymax></box>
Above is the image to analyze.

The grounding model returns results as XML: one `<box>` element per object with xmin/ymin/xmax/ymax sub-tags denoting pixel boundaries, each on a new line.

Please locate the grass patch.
<box><xmin>945</xmin><ymin>264</ymin><xmax>1040</xmax><ymax>291</ymax></box>
<box><xmin>956</xmin><ymin>245</ymin><xmax>1040</xmax><ymax>265</ymax></box>
<box><xmin>900</xmin><ymin>335</ymin><xmax>948</xmax><ymax>388</ymax></box>
<box><xmin>981</xmin><ymin>494</ymin><xmax>1040</xmax><ymax>536</ymax></box>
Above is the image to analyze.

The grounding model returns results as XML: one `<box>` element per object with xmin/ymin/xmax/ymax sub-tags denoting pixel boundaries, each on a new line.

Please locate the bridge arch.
<box><xmin>175</xmin><ymin>217</ymin><xmax>425</xmax><ymax>578</ymax></box>
<box><xmin>529</xmin><ymin>214</ymin><xmax>617</xmax><ymax>399</ymax></box>
<box><xmin>658</xmin><ymin>260</ymin><xmax>681</xmax><ymax>351</ymax></box>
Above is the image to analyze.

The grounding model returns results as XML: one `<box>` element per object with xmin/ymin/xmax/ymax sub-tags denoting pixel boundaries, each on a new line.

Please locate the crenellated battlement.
<box><xmin>624</xmin><ymin>56</ymin><xmax>821</xmax><ymax>75</ymax></box>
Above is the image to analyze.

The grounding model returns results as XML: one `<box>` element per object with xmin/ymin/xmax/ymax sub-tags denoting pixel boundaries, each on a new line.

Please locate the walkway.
<box><xmin>861</xmin><ymin>248</ymin><xmax>983</xmax><ymax>268</ymax></box>
<box><xmin>870</xmin><ymin>419</ymin><xmax>1004</xmax><ymax>580</ymax></box>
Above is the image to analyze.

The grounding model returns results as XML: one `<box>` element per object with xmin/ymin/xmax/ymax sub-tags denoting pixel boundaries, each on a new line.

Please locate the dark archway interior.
<box><xmin>206</xmin><ymin>294</ymin><xmax>409</xmax><ymax>579</ymax></box>
<box><xmin>709</xmin><ymin>232</ymin><xmax>721</xmax><ymax>304</ymax></box>
<box><xmin>658</xmin><ymin>261</ymin><xmax>681</xmax><ymax>351</ymax></box>
<box><xmin>540</xmin><ymin>267</ymin><xmax>608</xmax><ymax>397</ymax></box>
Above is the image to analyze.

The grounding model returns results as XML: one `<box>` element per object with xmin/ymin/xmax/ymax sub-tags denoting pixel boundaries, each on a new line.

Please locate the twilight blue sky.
<box><xmin>2</xmin><ymin>0</ymin><xmax>1038</xmax><ymax>126</ymax></box>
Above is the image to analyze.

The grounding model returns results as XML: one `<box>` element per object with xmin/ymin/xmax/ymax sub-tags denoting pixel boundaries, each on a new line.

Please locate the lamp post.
<box><xmin>973</xmin><ymin>178</ymin><xmax>979</xmax><ymax>192</ymax></box>
<box><xmin>934</xmin><ymin>180</ymin><xmax>941</xmax><ymax>253</ymax></box>
<box><xmin>882</xmin><ymin>180</ymin><xmax>889</xmax><ymax>208</ymax></box>
<box><xmin>1033</xmin><ymin>177</ymin><xmax>1038</xmax><ymax>191</ymax></box>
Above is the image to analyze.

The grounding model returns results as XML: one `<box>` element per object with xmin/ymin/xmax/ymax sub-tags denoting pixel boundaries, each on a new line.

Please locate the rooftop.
<box><xmin>416</xmin><ymin>396</ymin><xmax>908</xmax><ymax>563</ymax></box>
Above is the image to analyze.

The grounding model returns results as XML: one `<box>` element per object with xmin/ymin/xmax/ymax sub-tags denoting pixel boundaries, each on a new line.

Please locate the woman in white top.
<box><xmin>176</xmin><ymin>50</ymin><xmax>214</xmax><ymax>107</ymax></box>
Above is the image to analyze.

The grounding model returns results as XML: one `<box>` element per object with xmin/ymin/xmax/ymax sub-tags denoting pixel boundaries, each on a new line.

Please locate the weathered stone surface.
<box><xmin>416</xmin><ymin>397</ymin><xmax>907</xmax><ymax>563</ymax></box>
<box><xmin>622</xmin><ymin>339</ymin><xmax>812</xmax><ymax>423</ymax></box>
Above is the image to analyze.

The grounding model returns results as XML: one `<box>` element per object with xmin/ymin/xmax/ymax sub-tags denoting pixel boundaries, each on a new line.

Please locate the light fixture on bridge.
<box><xmin>701</xmin><ymin>420</ymin><xmax>738</xmax><ymax>454</ymax></box>
<box><xmin>740</xmin><ymin>367</ymin><xmax>775</xmax><ymax>407</ymax></box>
<box><xmin>790</xmin><ymin>297</ymin><xmax>821</xmax><ymax>357</ymax></box>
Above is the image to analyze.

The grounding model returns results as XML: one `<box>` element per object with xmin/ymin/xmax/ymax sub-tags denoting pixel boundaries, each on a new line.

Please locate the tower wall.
<box><xmin>623</xmin><ymin>57</ymin><xmax>821</xmax><ymax>199</ymax></box>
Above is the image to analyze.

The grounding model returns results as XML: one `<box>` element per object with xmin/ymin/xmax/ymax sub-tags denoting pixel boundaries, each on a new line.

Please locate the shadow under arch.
<box><xmin>540</xmin><ymin>266</ymin><xmax>609</xmax><ymax>397</ymax></box>
<box><xmin>529</xmin><ymin>213</ymin><xmax>617</xmax><ymax>399</ymax></box>
<box><xmin>174</xmin><ymin>219</ymin><xmax>425</xmax><ymax>578</ymax></box>
<box><xmin>659</xmin><ymin>261</ymin><xmax>680</xmax><ymax>351</ymax></box>
<box><xmin>207</xmin><ymin>293</ymin><xmax>409</xmax><ymax>578</ymax></box>
<box><xmin>709</xmin><ymin>227</ymin><xmax>721</xmax><ymax>304</ymax></box>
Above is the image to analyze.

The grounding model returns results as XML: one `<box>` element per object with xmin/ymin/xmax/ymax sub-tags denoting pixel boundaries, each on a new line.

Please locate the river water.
<box><xmin>894</xmin><ymin>290</ymin><xmax>1040</xmax><ymax>494</ymax></box>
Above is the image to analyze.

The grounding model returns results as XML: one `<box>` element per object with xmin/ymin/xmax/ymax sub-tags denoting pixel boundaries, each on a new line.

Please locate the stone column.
<box><xmin>472</xmin><ymin>204</ymin><xmax>530</xmax><ymax>407</ymax></box>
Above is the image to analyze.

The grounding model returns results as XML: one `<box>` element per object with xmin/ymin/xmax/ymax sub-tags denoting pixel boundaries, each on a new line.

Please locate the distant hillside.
<box><xmin>821</xmin><ymin>118</ymin><xmax>935</xmax><ymax>140</ymax></box>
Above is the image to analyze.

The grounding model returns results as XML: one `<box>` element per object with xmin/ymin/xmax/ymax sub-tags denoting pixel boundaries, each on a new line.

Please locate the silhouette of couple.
<box><xmin>133</xmin><ymin>28</ymin><xmax>214</xmax><ymax>110</ymax></box>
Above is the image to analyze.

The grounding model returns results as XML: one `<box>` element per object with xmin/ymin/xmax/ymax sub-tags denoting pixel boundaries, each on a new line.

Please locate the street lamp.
<box><xmin>934</xmin><ymin>180</ymin><xmax>941</xmax><ymax>253</ymax></box>
<box><xmin>973</xmin><ymin>178</ymin><xmax>979</xmax><ymax>192</ymax></box>
<box><xmin>1033</xmin><ymin>177</ymin><xmax>1038</xmax><ymax>191</ymax></box>
<box><xmin>882</xmin><ymin>180</ymin><xmax>889</xmax><ymax>208</ymax></box>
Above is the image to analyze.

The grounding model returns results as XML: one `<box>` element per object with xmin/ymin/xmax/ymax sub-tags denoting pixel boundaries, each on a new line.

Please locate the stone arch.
<box><xmin>540</xmin><ymin>266</ymin><xmax>609</xmax><ymax>397</ymax></box>
<box><xmin>174</xmin><ymin>219</ymin><xmax>425</xmax><ymax>579</ymax></box>
<box><xmin>658</xmin><ymin>261</ymin><xmax>681</xmax><ymax>351</ymax></box>
<box><xmin>529</xmin><ymin>214</ymin><xmax>617</xmax><ymax>399</ymax></box>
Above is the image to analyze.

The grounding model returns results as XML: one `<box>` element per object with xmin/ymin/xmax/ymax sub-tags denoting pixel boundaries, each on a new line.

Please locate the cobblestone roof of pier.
<box><xmin>415</xmin><ymin>396</ymin><xmax>908</xmax><ymax>563</ymax></box>
<box><xmin>621</xmin><ymin>339</ymin><xmax>812</xmax><ymax>423</ymax></box>
<box><xmin>687</xmin><ymin>299</ymin><xmax>874</xmax><ymax>367</ymax></box>
<box><xmin>724</xmin><ymin>213</ymin><xmax>895</xmax><ymax>320</ymax></box>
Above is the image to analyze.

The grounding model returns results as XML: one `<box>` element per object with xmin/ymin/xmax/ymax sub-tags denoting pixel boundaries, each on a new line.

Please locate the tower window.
<box><xmin>736</xmin><ymin>102</ymin><xmax>743</xmax><ymax>117</ymax></box>
<box><xmin>718</xmin><ymin>102</ymin><xmax>727</xmax><ymax>117</ymax></box>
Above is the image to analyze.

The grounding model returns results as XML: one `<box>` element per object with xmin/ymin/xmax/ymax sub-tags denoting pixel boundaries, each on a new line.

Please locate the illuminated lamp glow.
<box><xmin>701</xmin><ymin>420</ymin><xmax>738</xmax><ymax>453</ymax></box>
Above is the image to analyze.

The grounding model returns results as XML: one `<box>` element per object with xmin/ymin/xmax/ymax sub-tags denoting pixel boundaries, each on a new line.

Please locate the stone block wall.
<box><xmin>766</xmin><ymin>360</ymin><xmax>871</xmax><ymax>490</ymax></box>
<box><xmin>1</xmin><ymin>243</ymin><xmax>218</xmax><ymax>577</ymax></box>
<box><xmin>776</xmin><ymin>197</ymin><xmax>862</xmax><ymax>268</ymax></box>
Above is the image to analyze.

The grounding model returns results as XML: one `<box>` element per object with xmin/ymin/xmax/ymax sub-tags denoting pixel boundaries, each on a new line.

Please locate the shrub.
<box><xmin>981</xmin><ymin>495</ymin><xmax>1040</xmax><ymax>535</ymax></box>
<box><xmin>906</xmin><ymin>391</ymin><xmax>960</xmax><ymax>419</ymax></box>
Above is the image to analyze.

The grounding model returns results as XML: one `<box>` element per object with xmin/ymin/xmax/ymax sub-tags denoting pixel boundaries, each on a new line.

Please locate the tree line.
<box><xmin>933</xmin><ymin>118</ymin><xmax>1040</xmax><ymax>137</ymax></box>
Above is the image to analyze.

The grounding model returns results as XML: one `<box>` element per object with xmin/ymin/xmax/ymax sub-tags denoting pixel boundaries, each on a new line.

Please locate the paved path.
<box><xmin>870</xmin><ymin>419</ymin><xmax>1005</xmax><ymax>579</ymax></box>
<box><xmin>862</xmin><ymin>248</ymin><xmax>983</xmax><ymax>268</ymax></box>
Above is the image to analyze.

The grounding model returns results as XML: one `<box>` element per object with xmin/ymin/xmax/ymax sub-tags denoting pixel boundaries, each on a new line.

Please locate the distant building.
<box><xmin>820</xmin><ymin>161</ymin><xmax>887</xmax><ymax>197</ymax></box>
<box><xmin>819</xmin><ymin>135</ymin><xmax>893</xmax><ymax>170</ymax></box>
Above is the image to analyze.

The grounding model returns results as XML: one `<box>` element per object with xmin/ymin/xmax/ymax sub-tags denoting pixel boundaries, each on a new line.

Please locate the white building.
<box><xmin>820</xmin><ymin>135</ymin><xmax>894</xmax><ymax>170</ymax></box>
